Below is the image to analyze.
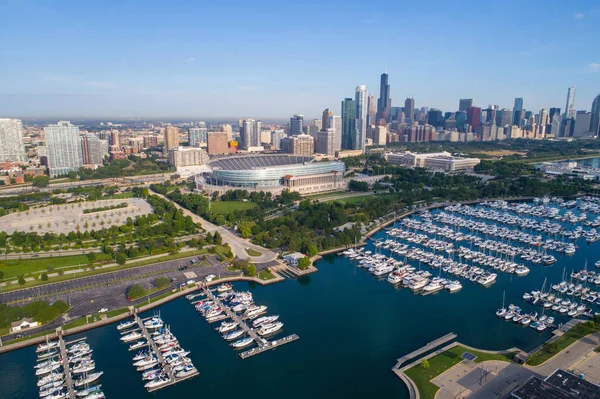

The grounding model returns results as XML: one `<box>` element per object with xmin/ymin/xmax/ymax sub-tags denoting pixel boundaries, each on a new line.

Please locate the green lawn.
<box><xmin>210</xmin><ymin>201</ymin><xmax>256</xmax><ymax>214</ymax></box>
<box><xmin>405</xmin><ymin>345</ymin><xmax>515</xmax><ymax>399</ymax></box>
<box><xmin>101</xmin><ymin>192</ymin><xmax>134</xmax><ymax>200</ymax></box>
<box><xmin>258</xmin><ymin>269</ymin><xmax>275</xmax><ymax>280</ymax></box>
<box><xmin>528</xmin><ymin>323</ymin><xmax>600</xmax><ymax>366</ymax></box>
<box><xmin>0</xmin><ymin>249</ymin><xmax>207</xmax><ymax>294</ymax></box>
<box><xmin>62</xmin><ymin>307</ymin><xmax>130</xmax><ymax>331</ymax></box>
<box><xmin>246</xmin><ymin>248</ymin><xmax>262</xmax><ymax>256</ymax></box>
<box><xmin>0</xmin><ymin>253</ymin><xmax>113</xmax><ymax>280</ymax></box>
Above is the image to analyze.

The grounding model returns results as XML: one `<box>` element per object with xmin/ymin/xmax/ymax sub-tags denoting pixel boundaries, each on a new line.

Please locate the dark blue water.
<box><xmin>576</xmin><ymin>157</ymin><xmax>600</xmax><ymax>168</ymax></box>
<box><xmin>2</xmin><ymin>202</ymin><xmax>599</xmax><ymax>399</ymax></box>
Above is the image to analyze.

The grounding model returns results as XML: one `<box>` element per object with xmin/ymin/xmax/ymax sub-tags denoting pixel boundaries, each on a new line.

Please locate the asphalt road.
<box><xmin>0</xmin><ymin>253</ymin><xmax>275</xmax><ymax>342</ymax></box>
<box><xmin>151</xmin><ymin>191</ymin><xmax>278</xmax><ymax>262</ymax></box>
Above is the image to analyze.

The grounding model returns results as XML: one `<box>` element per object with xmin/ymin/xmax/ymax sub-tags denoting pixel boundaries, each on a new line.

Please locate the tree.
<box><xmin>87</xmin><ymin>252</ymin><xmax>96</xmax><ymax>265</ymax></box>
<box><xmin>244</xmin><ymin>263</ymin><xmax>257</xmax><ymax>277</ymax></box>
<box><xmin>67</xmin><ymin>171</ymin><xmax>78</xmax><ymax>181</ymax></box>
<box><xmin>421</xmin><ymin>359</ymin><xmax>430</xmax><ymax>369</ymax></box>
<box><xmin>155</xmin><ymin>277</ymin><xmax>170</xmax><ymax>289</ymax></box>
<box><xmin>18</xmin><ymin>275</ymin><xmax>25</xmax><ymax>285</ymax></box>
<box><xmin>306</xmin><ymin>244</ymin><xmax>319</xmax><ymax>257</ymax></box>
<box><xmin>32</xmin><ymin>175</ymin><xmax>50</xmax><ymax>188</ymax></box>
<box><xmin>41</xmin><ymin>273</ymin><xmax>49</xmax><ymax>281</ymax></box>
<box><xmin>126</xmin><ymin>284</ymin><xmax>147</xmax><ymax>299</ymax></box>
<box><xmin>213</xmin><ymin>231</ymin><xmax>223</xmax><ymax>245</ymax></box>
<box><xmin>298</xmin><ymin>257</ymin><xmax>311</xmax><ymax>270</ymax></box>
<box><xmin>115</xmin><ymin>252</ymin><xmax>127</xmax><ymax>265</ymax></box>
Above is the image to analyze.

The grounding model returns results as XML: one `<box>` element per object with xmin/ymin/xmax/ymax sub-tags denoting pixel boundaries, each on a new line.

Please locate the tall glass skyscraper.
<box><xmin>45</xmin><ymin>121</ymin><xmax>83</xmax><ymax>177</ymax></box>
<box><xmin>376</xmin><ymin>73</ymin><xmax>391</xmax><ymax>123</ymax></box>
<box><xmin>240</xmin><ymin>119</ymin><xmax>261</xmax><ymax>150</ymax></box>
<box><xmin>513</xmin><ymin>97</ymin><xmax>523</xmax><ymax>126</ymax></box>
<box><xmin>564</xmin><ymin>86</ymin><xmax>576</xmax><ymax>119</ymax></box>
<box><xmin>355</xmin><ymin>85</ymin><xmax>368</xmax><ymax>151</ymax></box>
<box><xmin>341</xmin><ymin>98</ymin><xmax>356</xmax><ymax>150</ymax></box>
<box><xmin>590</xmin><ymin>95</ymin><xmax>600</xmax><ymax>136</ymax></box>
<box><xmin>0</xmin><ymin>118</ymin><xmax>27</xmax><ymax>162</ymax></box>
<box><xmin>290</xmin><ymin>114</ymin><xmax>304</xmax><ymax>135</ymax></box>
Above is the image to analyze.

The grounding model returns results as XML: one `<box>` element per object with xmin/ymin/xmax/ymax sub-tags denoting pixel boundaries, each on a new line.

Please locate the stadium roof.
<box><xmin>209</xmin><ymin>154</ymin><xmax>313</xmax><ymax>170</ymax></box>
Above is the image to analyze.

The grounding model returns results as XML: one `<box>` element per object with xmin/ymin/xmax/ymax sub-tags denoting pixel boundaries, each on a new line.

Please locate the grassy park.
<box><xmin>404</xmin><ymin>345</ymin><xmax>515</xmax><ymax>399</ymax></box>
<box><xmin>0</xmin><ymin>253</ymin><xmax>113</xmax><ymax>279</ymax></box>
<box><xmin>210</xmin><ymin>201</ymin><xmax>256</xmax><ymax>214</ymax></box>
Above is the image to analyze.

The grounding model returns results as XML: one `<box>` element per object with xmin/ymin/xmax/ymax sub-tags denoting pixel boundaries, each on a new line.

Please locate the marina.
<box><xmin>3</xmin><ymin>197</ymin><xmax>600</xmax><ymax>399</ymax></box>
<box><xmin>34</xmin><ymin>335</ymin><xmax>106</xmax><ymax>399</ymax></box>
<box><xmin>193</xmin><ymin>283</ymin><xmax>299</xmax><ymax>359</ymax></box>
<box><xmin>118</xmin><ymin>313</ymin><xmax>198</xmax><ymax>393</ymax></box>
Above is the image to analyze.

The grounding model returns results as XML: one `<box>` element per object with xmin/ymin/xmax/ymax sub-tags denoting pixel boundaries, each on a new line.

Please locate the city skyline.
<box><xmin>1</xmin><ymin>0</ymin><xmax>600</xmax><ymax>118</ymax></box>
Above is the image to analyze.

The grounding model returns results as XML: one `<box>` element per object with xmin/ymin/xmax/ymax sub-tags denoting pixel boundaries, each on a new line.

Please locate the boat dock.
<box><xmin>201</xmin><ymin>286</ymin><xmax>300</xmax><ymax>359</ymax></box>
<box><xmin>239</xmin><ymin>334</ymin><xmax>300</xmax><ymax>359</ymax></box>
<box><xmin>130</xmin><ymin>314</ymin><xmax>198</xmax><ymax>392</ymax></box>
<box><xmin>203</xmin><ymin>287</ymin><xmax>263</xmax><ymax>344</ymax></box>
<box><xmin>393</xmin><ymin>332</ymin><xmax>457</xmax><ymax>369</ymax></box>
<box><xmin>58</xmin><ymin>335</ymin><xmax>87</xmax><ymax>399</ymax></box>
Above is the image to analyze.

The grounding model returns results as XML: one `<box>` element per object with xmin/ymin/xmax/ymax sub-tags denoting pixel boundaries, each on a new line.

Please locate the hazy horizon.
<box><xmin>1</xmin><ymin>0</ymin><xmax>600</xmax><ymax>119</ymax></box>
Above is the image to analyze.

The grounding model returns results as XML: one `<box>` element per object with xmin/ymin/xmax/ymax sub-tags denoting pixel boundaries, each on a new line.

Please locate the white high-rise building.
<box><xmin>240</xmin><ymin>119</ymin><xmax>261</xmax><ymax>150</ymax></box>
<box><xmin>0</xmin><ymin>118</ymin><xmax>27</xmax><ymax>163</ymax></box>
<box><xmin>564</xmin><ymin>86</ymin><xmax>576</xmax><ymax>120</ymax></box>
<box><xmin>188</xmin><ymin>126</ymin><xmax>208</xmax><ymax>147</ymax></box>
<box><xmin>355</xmin><ymin>85</ymin><xmax>368</xmax><ymax>151</ymax></box>
<box><xmin>45</xmin><ymin>121</ymin><xmax>83</xmax><ymax>177</ymax></box>
<box><xmin>538</xmin><ymin>109</ymin><xmax>549</xmax><ymax>126</ymax></box>
<box><xmin>332</xmin><ymin>115</ymin><xmax>342</xmax><ymax>152</ymax></box>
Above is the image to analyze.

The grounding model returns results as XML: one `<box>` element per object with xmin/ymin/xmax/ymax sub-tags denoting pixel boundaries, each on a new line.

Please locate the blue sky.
<box><xmin>1</xmin><ymin>0</ymin><xmax>599</xmax><ymax>119</ymax></box>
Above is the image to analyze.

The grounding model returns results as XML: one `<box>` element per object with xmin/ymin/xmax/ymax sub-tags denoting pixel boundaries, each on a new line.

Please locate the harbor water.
<box><xmin>1</xmin><ymin>200</ymin><xmax>599</xmax><ymax>399</ymax></box>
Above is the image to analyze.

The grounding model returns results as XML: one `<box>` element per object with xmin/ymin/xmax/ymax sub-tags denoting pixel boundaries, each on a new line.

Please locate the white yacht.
<box><xmin>73</xmin><ymin>372</ymin><xmax>103</xmax><ymax>388</ymax></box>
<box><xmin>252</xmin><ymin>315</ymin><xmax>279</xmax><ymax>328</ymax></box>
<box><xmin>120</xmin><ymin>331</ymin><xmax>143</xmax><ymax>342</ymax></box>
<box><xmin>217</xmin><ymin>321</ymin><xmax>238</xmax><ymax>333</ymax></box>
<box><xmin>117</xmin><ymin>320</ymin><xmax>136</xmax><ymax>330</ymax></box>
<box><xmin>224</xmin><ymin>329</ymin><xmax>245</xmax><ymax>341</ymax></box>
<box><xmin>231</xmin><ymin>337</ymin><xmax>254</xmax><ymax>348</ymax></box>
<box><xmin>245</xmin><ymin>305</ymin><xmax>267</xmax><ymax>318</ymax></box>
<box><xmin>258</xmin><ymin>322</ymin><xmax>284</xmax><ymax>336</ymax></box>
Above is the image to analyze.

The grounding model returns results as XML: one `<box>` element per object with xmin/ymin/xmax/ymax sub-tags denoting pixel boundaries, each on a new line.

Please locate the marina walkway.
<box><xmin>393</xmin><ymin>333</ymin><xmax>458</xmax><ymax>370</ymax></box>
<box><xmin>57</xmin><ymin>334</ymin><xmax>82</xmax><ymax>399</ymax></box>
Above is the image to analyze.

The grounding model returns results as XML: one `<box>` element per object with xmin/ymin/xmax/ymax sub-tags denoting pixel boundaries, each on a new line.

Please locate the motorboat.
<box><xmin>75</xmin><ymin>385</ymin><xmax>102</xmax><ymax>397</ymax></box>
<box><xmin>117</xmin><ymin>320</ymin><xmax>136</xmax><ymax>331</ymax></box>
<box><xmin>252</xmin><ymin>315</ymin><xmax>279</xmax><ymax>328</ymax></box>
<box><xmin>231</xmin><ymin>337</ymin><xmax>254</xmax><ymax>348</ymax></box>
<box><xmin>245</xmin><ymin>305</ymin><xmax>267</xmax><ymax>319</ymax></box>
<box><xmin>120</xmin><ymin>331</ymin><xmax>143</xmax><ymax>342</ymax></box>
<box><xmin>133</xmin><ymin>356</ymin><xmax>157</xmax><ymax>367</ymax></box>
<box><xmin>258</xmin><ymin>322</ymin><xmax>284</xmax><ymax>336</ymax></box>
<box><xmin>217</xmin><ymin>283</ymin><xmax>232</xmax><ymax>292</ymax></box>
<box><xmin>224</xmin><ymin>329</ymin><xmax>245</xmax><ymax>341</ymax></box>
<box><xmin>72</xmin><ymin>361</ymin><xmax>96</xmax><ymax>374</ymax></box>
<box><xmin>35</xmin><ymin>362</ymin><xmax>62</xmax><ymax>376</ymax></box>
<box><xmin>217</xmin><ymin>321</ymin><xmax>238</xmax><ymax>333</ymax></box>
<box><xmin>73</xmin><ymin>372</ymin><xmax>103</xmax><ymax>388</ymax></box>
<box><xmin>175</xmin><ymin>365</ymin><xmax>197</xmax><ymax>378</ymax></box>
<box><xmin>37</xmin><ymin>373</ymin><xmax>64</xmax><ymax>387</ymax></box>
<box><xmin>129</xmin><ymin>340</ymin><xmax>147</xmax><ymax>351</ymax></box>
<box><xmin>37</xmin><ymin>341</ymin><xmax>59</xmax><ymax>353</ymax></box>
<box><xmin>144</xmin><ymin>375</ymin><xmax>170</xmax><ymax>389</ymax></box>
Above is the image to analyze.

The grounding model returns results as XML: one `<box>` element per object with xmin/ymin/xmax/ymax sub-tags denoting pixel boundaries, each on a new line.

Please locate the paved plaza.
<box><xmin>0</xmin><ymin>198</ymin><xmax>152</xmax><ymax>234</ymax></box>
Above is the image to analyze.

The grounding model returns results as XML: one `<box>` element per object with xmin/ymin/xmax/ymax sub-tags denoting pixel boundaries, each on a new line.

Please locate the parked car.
<box><xmin>98</xmin><ymin>308</ymin><xmax>108</xmax><ymax>313</ymax></box>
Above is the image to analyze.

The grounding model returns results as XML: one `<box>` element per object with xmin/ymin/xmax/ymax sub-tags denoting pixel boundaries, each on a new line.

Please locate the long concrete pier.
<box><xmin>201</xmin><ymin>286</ymin><xmax>299</xmax><ymax>359</ymax></box>
<box><xmin>131</xmin><ymin>314</ymin><xmax>198</xmax><ymax>392</ymax></box>
<box><xmin>393</xmin><ymin>332</ymin><xmax>457</xmax><ymax>370</ymax></box>
<box><xmin>57</xmin><ymin>334</ymin><xmax>77</xmax><ymax>399</ymax></box>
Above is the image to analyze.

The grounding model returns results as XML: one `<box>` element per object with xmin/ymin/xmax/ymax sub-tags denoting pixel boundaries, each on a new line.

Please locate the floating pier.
<box><xmin>130</xmin><ymin>314</ymin><xmax>199</xmax><ymax>392</ymax></box>
<box><xmin>200</xmin><ymin>286</ymin><xmax>299</xmax><ymax>359</ymax></box>
<box><xmin>239</xmin><ymin>334</ymin><xmax>300</xmax><ymax>359</ymax></box>
<box><xmin>57</xmin><ymin>335</ymin><xmax>77</xmax><ymax>399</ymax></box>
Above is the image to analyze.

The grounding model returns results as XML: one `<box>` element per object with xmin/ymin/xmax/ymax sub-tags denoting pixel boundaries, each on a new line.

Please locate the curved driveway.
<box><xmin>152</xmin><ymin>192</ymin><xmax>277</xmax><ymax>262</ymax></box>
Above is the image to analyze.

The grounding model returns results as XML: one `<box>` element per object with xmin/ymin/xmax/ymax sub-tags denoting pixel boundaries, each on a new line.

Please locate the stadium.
<box><xmin>197</xmin><ymin>154</ymin><xmax>346</xmax><ymax>194</ymax></box>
